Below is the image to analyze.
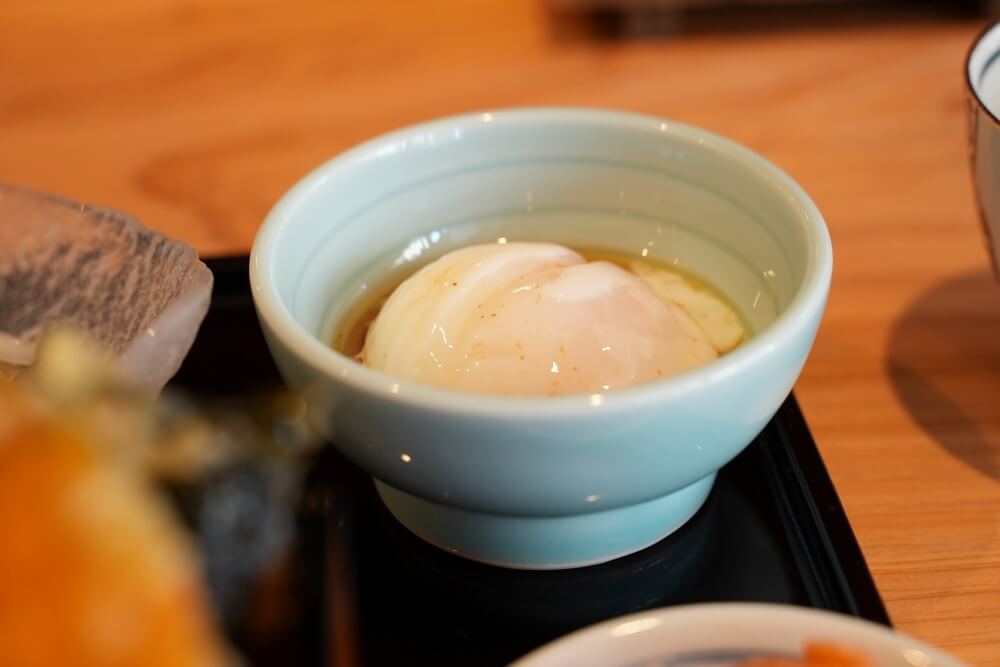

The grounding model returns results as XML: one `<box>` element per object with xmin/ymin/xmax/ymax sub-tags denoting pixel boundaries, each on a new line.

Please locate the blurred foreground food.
<box><xmin>0</xmin><ymin>331</ymin><xmax>238</xmax><ymax>667</ymax></box>
<box><xmin>739</xmin><ymin>641</ymin><xmax>875</xmax><ymax>667</ymax></box>
<box><xmin>0</xmin><ymin>182</ymin><xmax>213</xmax><ymax>394</ymax></box>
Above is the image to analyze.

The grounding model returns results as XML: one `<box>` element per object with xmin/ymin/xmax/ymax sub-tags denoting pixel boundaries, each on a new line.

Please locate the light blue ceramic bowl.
<box><xmin>250</xmin><ymin>108</ymin><xmax>832</xmax><ymax>570</ymax></box>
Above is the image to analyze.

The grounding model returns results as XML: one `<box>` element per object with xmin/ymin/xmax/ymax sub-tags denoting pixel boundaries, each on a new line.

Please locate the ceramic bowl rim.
<box><xmin>966</xmin><ymin>19</ymin><xmax>1000</xmax><ymax>127</ymax></box>
<box><xmin>509</xmin><ymin>602</ymin><xmax>966</xmax><ymax>667</ymax></box>
<box><xmin>250</xmin><ymin>107</ymin><xmax>833</xmax><ymax>419</ymax></box>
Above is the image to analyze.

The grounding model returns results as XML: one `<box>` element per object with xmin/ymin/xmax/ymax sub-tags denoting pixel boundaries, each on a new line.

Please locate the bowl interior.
<box><xmin>261</xmin><ymin>110</ymin><xmax>822</xmax><ymax>368</ymax></box>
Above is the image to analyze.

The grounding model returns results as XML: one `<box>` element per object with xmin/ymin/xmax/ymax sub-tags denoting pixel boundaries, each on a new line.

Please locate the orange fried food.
<box><xmin>740</xmin><ymin>641</ymin><xmax>875</xmax><ymax>667</ymax></box>
<box><xmin>802</xmin><ymin>643</ymin><xmax>876</xmax><ymax>667</ymax></box>
<box><xmin>0</xmin><ymin>383</ymin><xmax>233</xmax><ymax>667</ymax></box>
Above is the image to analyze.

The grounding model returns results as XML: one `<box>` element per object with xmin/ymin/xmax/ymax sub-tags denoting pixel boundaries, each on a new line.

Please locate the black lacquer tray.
<box><xmin>169</xmin><ymin>256</ymin><xmax>889</xmax><ymax>667</ymax></box>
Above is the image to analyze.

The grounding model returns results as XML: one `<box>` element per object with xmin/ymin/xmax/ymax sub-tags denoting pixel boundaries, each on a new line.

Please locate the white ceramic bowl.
<box><xmin>250</xmin><ymin>108</ymin><xmax>832</xmax><ymax>569</ymax></box>
<box><xmin>511</xmin><ymin>603</ymin><xmax>966</xmax><ymax>667</ymax></box>
<box><xmin>966</xmin><ymin>20</ymin><xmax>1000</xmax><ymax>277</ymax></box>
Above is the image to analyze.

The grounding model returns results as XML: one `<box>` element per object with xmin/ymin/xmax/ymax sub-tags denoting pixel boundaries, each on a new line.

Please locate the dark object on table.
<box><xmin>169</xmin><ymin>255</ymin><xmax>888</xmax><ymax>667</ymax></box>
<box><xmin>547</xmin><ymin>0</ymin><xmax>989</xmax><ymax>39</ymax></box>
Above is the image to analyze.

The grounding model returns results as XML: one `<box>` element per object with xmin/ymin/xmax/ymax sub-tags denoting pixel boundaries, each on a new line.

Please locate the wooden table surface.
<box><xmin>3</xmin><ymin>1</ymin><xmax>999</xmax><ymax>663</ymax></box>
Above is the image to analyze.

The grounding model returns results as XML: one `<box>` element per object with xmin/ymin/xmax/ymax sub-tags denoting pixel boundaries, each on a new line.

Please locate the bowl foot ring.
<box><xmin>374</xmin><ymin>473</ymin><xmax>716</xmax><ymax>570</ymax></box>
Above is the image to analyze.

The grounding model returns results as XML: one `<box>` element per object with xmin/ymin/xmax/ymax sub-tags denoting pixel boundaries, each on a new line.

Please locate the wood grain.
<box><xmin>2</xmin><ymin>1</ymin><xmax>998</xmax><ymax>663</ymax></box>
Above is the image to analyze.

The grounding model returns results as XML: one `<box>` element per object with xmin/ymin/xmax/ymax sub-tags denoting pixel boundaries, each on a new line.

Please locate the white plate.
<box><xmin>510</xmin><ymin>603</ymin><xmax>966</xmax><ymax>667</ymax></box>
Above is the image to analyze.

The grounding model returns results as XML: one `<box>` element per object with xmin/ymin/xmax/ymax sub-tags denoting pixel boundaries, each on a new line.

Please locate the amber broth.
<box><xmin>330</xmin><ymin>246</ymin><xmax>742</xmax><ymax>359</ymax></box>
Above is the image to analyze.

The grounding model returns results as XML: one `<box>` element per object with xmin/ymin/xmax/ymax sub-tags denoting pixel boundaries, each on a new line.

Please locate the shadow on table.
<box><xmin>887</xmin><ymin>269</ymin><xmax>1000</xmax><ymax>481</ymax></box>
